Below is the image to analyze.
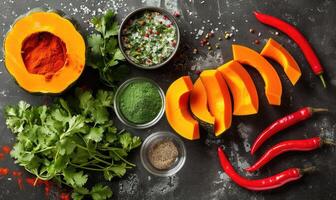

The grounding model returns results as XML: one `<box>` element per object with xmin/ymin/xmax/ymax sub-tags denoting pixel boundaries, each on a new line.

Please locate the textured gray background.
<box><xmin>0</xmin><ymin>0</ymin><xmax>336</xmax><ymax>199</ymax></box>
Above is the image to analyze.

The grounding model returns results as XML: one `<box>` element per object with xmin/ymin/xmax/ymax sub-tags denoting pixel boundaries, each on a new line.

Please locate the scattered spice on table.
<box><xmin>2</xmin><ymin>146</ymin><xmax>11</xmax><ymax>154</ymax></box>
<box><xmin>12</xmin><ymin>171</ymin><xmax>24</xmax><ymax>190</ymax></box>
<box><xmin>148</xmin><ymin>140</ymin><xmax>179</xmax><ymax>170</ymax></box>
<box><xmin>122</xmin><ymin>11</ymin><xmax>177</xmax><ymax>67</ymax></box>
<box><xmin>21</xmin><ymin>32</ymin><xmax>67</xmax><ymax>80</ymax></box>
<box><xmin>0</xmin><ymin>167</ymin><xmax>9</xmax><ymax>176</ymax></box>
<box><xmin>119</xmin><ymin>80</ymin><xmax>162</xmax><ymax>124</ymax></box>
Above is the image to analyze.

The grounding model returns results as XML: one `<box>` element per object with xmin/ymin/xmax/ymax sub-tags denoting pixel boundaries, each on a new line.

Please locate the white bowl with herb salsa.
<box><xmin>118</xmin><ymin>7</ymin><xmax>180</xmax><ymax>69</ymax></box>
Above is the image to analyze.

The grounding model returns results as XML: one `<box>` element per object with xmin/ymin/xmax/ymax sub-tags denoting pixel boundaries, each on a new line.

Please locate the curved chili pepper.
<box><xmin>247</xmin><ymin>137</ymin><xmax>334</xmax><ymax>172</ymax></box>
<box><xmin>254</xmin><ymin>11</ymin><xmax>326</xmax><ymax>87</ymax></box>
<box><xmin>251</xmin><ymin>107</ymin><xmax>328</xmax><ymax>155</ymax></box>
<box><xmin>217</xmin><ymin>147</ymin><xmax>313</xmax><ymax>191</ymax></box>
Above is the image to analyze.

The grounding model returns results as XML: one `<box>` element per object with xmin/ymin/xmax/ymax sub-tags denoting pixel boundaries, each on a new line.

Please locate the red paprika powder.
<box><xmin>21</xmin><ymin>32</ymin><xmax>67</xmax><ymax>78</ymax></box>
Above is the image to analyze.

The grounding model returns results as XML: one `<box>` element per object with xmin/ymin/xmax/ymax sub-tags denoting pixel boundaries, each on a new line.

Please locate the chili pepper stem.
<box><xmin>311</xmin><ymin>107</ymin><xmax>329</xmax><ymax>113</ymax></box>
<box><xmin>299</xmin><ymin>166</ymin><xmax>316</xmax><ymax>174</ymax></box>
<box><xmin>319</xmin><ymin>74</ymin><xmax>327</xmax><ymax>88</ymax></box>
<box><xmin>322</xmin><ymin>139</ymin><xmax>336</xmax><ymax>146</ymax></box>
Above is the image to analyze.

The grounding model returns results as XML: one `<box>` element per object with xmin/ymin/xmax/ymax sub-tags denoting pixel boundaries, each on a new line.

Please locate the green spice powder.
<box><xmin>119</xmin><ymin>81</ymin><xmax>162</xmax><ymax>124</ymax></box>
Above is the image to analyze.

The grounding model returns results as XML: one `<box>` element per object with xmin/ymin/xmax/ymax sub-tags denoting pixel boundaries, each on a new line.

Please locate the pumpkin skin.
<box><xmin>165</xmin><ymin>76</ymin><xmax>200</xmax><ymax>140</ymax></box>
<box><xmin>4</xmin><ymin>10</ymin><xmax>86</xmax><ymax>94</ymax></box>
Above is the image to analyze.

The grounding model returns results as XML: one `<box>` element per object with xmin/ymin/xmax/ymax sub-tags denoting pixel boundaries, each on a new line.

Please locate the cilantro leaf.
<box><xmin>63</xmin><ymin>168</ymin><xmax>88</xmax><ymax>188</ymax></box>
<box><xmin>87</xmin><ymin>10</ymin><xmax>128</xmax><ymax>87</ymax></box>
<box><xmin>91</xmin><ymin>184</ymin><xmax>113</xmax><ymax>200</ymax></box>
<box><xmin>88</xmin><ymin>34</ymin><xmax>104</xmax><ymax>56</ymax></box>
<box><xmin>119</xmin><ymin>132</ymin><xmax>142</xmax><ymax>151</ymax></box>
<box><xmin>85</xmin><ymin>127</ymin><xmax>104</xmax><ymax>142</ymax></box>
<box><xmin>4</xmin><ymin>89</ymin><xmax>141</xmax><ymax>199</ymax></box>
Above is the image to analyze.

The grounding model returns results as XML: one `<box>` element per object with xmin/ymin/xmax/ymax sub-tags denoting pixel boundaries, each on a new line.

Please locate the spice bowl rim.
<box><xmin>118</xmin><ymin>6</ymin><xmax>181</xmax><ymax>70</ymax></box>
<box><xmin>114</xmin><ymin>77</ymin><xmax>165</xmax><ymax>129</ymax></box>
<box><xmin>140</xmin><ymin>131</ymin><xmax>186</xmax><ymax>177</ymax></box>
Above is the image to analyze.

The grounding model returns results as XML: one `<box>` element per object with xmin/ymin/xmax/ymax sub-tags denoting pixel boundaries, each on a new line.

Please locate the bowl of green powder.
<box><xmin>114</xmin><ymin>77</ymin><xmax>165</xmax><ymax>129</ymax></box>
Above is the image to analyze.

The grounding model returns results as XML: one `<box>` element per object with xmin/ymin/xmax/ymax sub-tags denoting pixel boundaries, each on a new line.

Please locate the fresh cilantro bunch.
<box><xmin>87</xmin><ymin>10</ymin><xmax>129</xmax><ymax>88</ymax></box>
<box><xmin>5</xmin><ymin>88</ymin><xmax>141</xmax><ymax>200</ymax></box>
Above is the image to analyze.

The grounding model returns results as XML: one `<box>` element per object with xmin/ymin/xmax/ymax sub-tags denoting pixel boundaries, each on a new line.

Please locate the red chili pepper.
<box><xmin>217</xmin><ymin>147</ymin><xmax>314</xmax><ymax>191</ymax></box>
<box><xmin>251</xmin><ymin>107</ymin><xmax>328</xmax><ymax>155</ymax></box>
<box><xmin>247</xmin><ymin>137</ymin><xmax>334</xmax><ymax>172</ymax></box>
<box><xmin>254</xmin><ymin>11</ymin><xmax>327</xmax><ymax>87</ymax></box>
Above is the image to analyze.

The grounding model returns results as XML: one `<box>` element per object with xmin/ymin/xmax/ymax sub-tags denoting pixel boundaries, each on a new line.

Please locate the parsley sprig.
<box><xmin>87</xmin><ymin>10</ymin><xmax>129</xmax><ymax>88</ymax></box>
<box><xmin>5</xmin><ymin>88</ymin><xmax>141</xmax><ymax>200</ymax></box>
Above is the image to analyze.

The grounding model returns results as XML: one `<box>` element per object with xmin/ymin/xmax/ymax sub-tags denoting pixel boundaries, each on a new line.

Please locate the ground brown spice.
<box><xmin>148</xmin><ymin>140</ymin><xmax>179</xmax><ymax>170</ymax></box>
<box><xmin>21</xmin><ymin>32</ymin><xmax>67</xmax><ymax>77</ymax></box>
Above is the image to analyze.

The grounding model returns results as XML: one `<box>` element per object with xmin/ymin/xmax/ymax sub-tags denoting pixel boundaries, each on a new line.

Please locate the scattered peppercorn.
<box><xmin>218</xmin><ymin>37</ymin><xmax>222</xmax><ymax>41</ymax></box>
<box><xmin>208</xmin><ymin>46</ymin><xmax>212</xmax><ymax>50</ymax></box>
<box><xmin>249</xmin><ymin>28</ymin><xmax>255</xmax><ymax>33</ymax></box>
<box><xmin>215</xmin><ymin>43</ymin><xmax>220</xmax><ymax>49</ymax></box>
<box><xmin>206</xmin><ymin>42</ymin><xmax>210</xmax><ymax>46</ymax></box>
<box><xmin>173</xmin><ymin>11</ymin><xmax>180</xmax><ymax>17</ymax></box>
<box><xmin>254</xmin><ymin>39</ymin><xmax>260</xmax><ymax>44</ymax></box>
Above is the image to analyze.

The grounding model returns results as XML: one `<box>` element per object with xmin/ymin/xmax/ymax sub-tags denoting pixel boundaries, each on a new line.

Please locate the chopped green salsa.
<box><xmin>122</xmin><ymin>11</ymin><xmax>177</xmax><ymax>67</ymax></box>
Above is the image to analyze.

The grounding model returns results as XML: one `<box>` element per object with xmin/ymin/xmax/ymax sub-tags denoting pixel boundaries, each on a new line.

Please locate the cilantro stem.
<box><xmin>75</xmin><ymin>144</ymin><xmax>113</xmax><ymax>166</ymax></box>
<box><xmin>111</xmin><ymin>149</ymin><xmax>135</xmax><ymax>167</ymax></box>
<box><xmin>34</xmin><ymin>146</ymin><xmax>55</xmax><ymax>153</ymax></box>
<box><xmin>75</xmin><ymin>144</ymin><xmax>111</xmax><ymax>160</ymax></box>
<box><xmin>69</xmin><ymin>162</ymin><xmax>106</xmax><ymax>171</ymax></box>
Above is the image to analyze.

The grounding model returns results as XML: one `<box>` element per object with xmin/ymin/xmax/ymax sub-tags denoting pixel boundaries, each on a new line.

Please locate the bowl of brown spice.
<box><xmin>140</xmin><ymin>131</ymin><xmax>186</xmax><ymax>177</ymax></box>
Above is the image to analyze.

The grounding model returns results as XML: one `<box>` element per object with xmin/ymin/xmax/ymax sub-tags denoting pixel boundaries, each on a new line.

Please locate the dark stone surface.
<box><xmin>0</xmin><ymin>0</ymin><xmax>336</xmax><ymax>199</ymax></box>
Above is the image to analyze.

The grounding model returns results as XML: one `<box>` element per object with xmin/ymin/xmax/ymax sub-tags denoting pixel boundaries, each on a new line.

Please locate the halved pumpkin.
<box><xmin>232</xmin><ymin>45</ymin><xmax>282</xmax><ymax>105</ymax></box>
<box><xmin>190</xmin><ymin>78</ymin><xmax>215</xmax><ymax>125</ymax></box>
<box><xmin>166</xmin><ymin>76</ymin><xmax>200</xmax><ymax>140</ymax></box>
<box><xmin>261</xmin><ymin>38</ymin><xmax>301</xmax><ymax>85</ymax></box>
<box><xmin>4</xmin><ymin>10</ymin><xmax>85</xmax><ymax>94</ymax></box>
<box><xmin>200</xmin><ymin>70</ymin><xmax>232</xmax><ymax>136</ymax></box>
<box><xmin>218</xmin><ymin>61</ymin><xmax>259</xmax><ymax>115</ymax></box>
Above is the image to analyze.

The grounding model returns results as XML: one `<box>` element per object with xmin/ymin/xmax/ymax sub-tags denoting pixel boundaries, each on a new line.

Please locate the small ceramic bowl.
<box><xmin>118</xmin><ymin>6</ymin><xmax>180</xmax><ymax>69</ymax></box>
<box><xmin>114</xmin><ymin>77</ymin><xmax>165</xmax><ymax>129</ymax></box>
<box><xmin>140</xmin><ymin>131</ymin><xmax>186</xmax><ymax>177</ymax></box>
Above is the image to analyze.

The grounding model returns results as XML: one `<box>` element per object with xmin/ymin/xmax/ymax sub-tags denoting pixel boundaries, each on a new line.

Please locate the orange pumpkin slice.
<box><xmin>261</xmin><ymin>38</ymin><xmax>301</xmax><ymax>85</ymax></box>
<box><xmin>200</xmin><ymin>70</ymin><xmax>232</xmax><ymax>136</ymax></box>
<box><xmin>232</xmin><ymin>45</ymin><xmax>282</xmax><ymax>105</ymax></box>
<box><xmin>190</xmin><ymin>78</ymin><xmax>215</xmax><ymax>124</ymax></box>
<box><xmin>166</xmin><ymin>76</ymin><xmax>200</xmax><ymax>140</ymax></box>
<box><xmin>218</xmin><ymin>61</ymin><xmax>259</xmax><ymax>115</ymax></box>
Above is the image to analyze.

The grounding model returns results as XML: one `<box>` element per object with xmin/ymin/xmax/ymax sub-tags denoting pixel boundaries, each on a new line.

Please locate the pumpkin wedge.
<box><xmin>190</xmin><ymin>78</ymin><xmax>215</xmax><ymax>125</ymax></box>
<box><xmin>261</xmin><ymin>38</ymin><xmax>301</xmax><ymax>85</ymax></box>
<box><xmin>200</xmin><ymin>70</ymin><xmax>232</xmax><ymax>136</ymax></box>
<box><xmin>4</xmin><ymin>10</ymin><xmax>85</xmax><ymax>94</ymax></box>
<box><xmin>166</xmin><ymin>76</ymin><xmax>200</xmax><ymax>140</ymax></box>
<box><xmin>232</xmin><ymin>45</ymin><xmax>282</xmax><ymax>105</ymax></box>
<box><xmin>218</xmin><ymin>61</ymin><xmax>259</xmax><ymax>115</ymax></box>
